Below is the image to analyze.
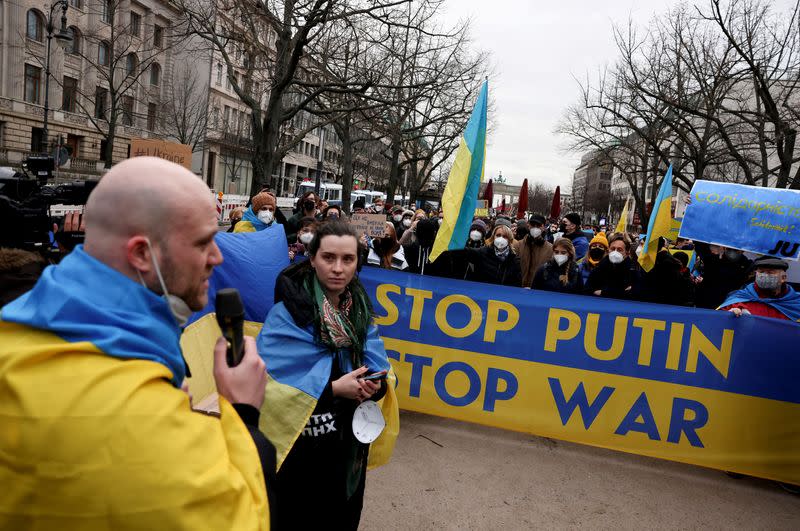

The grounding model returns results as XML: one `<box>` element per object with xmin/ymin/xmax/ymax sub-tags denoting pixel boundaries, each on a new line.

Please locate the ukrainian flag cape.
<box><xmin>0</xmin><ymin>246</ymin><xmax>268</xmax><ymax>529</ymax></box>
<box><xmin>180</xmin><ymin>225</ymin><xmax>399</xmax><ymax>470</ymax></box>
<box><xmin>256</xmin><ymin>303</ymin><xmax>397</xmax><ymax>469</ymax></box>
<box><xmin>430</xmin><ymin>80</ymin><xmax>488</xmax><ymax>262</ymax></box>
<box><xmin>234</xmin><ymin>206</ymin><xmax>271</xmax><ymax>233</ymax></box>
<box><xmin>719</xmin><ymin>283</ymin><xmax>800</xmax><ymax>321</ymax></box>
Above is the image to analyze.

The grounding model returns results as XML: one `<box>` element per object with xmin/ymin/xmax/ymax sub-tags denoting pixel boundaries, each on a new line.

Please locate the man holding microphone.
<box><xmin>0</xmin><ymin>157</ymin><xmax>273</xmax><ymax>529</ymax></box>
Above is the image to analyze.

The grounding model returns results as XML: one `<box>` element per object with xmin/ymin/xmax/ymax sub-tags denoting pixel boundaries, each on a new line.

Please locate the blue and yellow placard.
<box><xmin>358</xmin><ymin>268</ymin><xmax>800</xmax><ymax>486</ymax></box>
<box><xmin>681</xmin><ymin>180</ymin><xmax>800</xmax><ymax>259</ymax></box>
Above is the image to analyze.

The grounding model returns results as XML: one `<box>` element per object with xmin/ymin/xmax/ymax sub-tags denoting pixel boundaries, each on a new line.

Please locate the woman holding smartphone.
<box><xmin>256</xmin><ymin>221</ymin><xmax>392</xmax><ymax>530</ymax></box>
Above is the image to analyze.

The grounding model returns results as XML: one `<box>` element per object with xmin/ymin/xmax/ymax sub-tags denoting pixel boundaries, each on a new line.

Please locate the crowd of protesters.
<box><xmin>229</xmin><ymin>189</ymin><xmax>800</xmax><ymax>324</ymax></box>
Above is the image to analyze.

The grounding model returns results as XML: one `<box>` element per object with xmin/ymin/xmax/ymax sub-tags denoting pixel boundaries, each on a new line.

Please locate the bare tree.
<box><xmin>161</xmin><ymin>63</ymin><xmax>208</xmax><ymax>152</ymax></box>
<box><xmin>175</xmin><ymin>0</ymin><xmax>410</xmax><ymax>197</ymax></box>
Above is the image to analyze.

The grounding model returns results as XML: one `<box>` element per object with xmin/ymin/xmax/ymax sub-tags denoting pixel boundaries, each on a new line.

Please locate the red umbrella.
<box><xmin>516</xmin><ymin>178</ymin><xmax>529</xmax><ymax>220</ymax></box>
<box><xmin>482</xmin><ymin>178</ymin><xmax>494</xmax><ymax>209</ymax></box>
<box><xmin>550</xmin><ymin>185</ymin><xmax>561</xmax><ymax>221</ymax></box>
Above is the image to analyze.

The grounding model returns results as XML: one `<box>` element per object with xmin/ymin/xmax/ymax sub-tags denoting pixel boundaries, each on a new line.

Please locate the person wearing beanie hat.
<box><xmin>560</xmin><ymin>212</ymin><xmax>589</xmax><ymax>260</ymax></box>
<box><xmin>396</xmin><ymin>209</ymin><xmax>415</xmax><ymax>240</ymax></box>
<box><xmin>578</xmin><ymin>232</ymin><xmax>609</xmax><ymax>285</ymax></box>
<box><xmin>467</xmin><ymin>219</ymin><xmax>488</xmax><ymax>249</ymax></box>
<box><xmin>719</xmin><ymin>255</ymin><xmax>800</xmax><ymax>320</ymax></box>
<box><xmin>235</xmin><ymin>191</ymin><xmax>277</xmax><ymax>233</ymax></box>
<box><xmin>512</xmin><ymin>214</ymin><xmax>553</xmax><ymax>288</ymax></box>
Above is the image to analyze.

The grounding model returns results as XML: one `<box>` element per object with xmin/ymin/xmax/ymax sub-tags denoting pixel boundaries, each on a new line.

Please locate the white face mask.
<box><xmin>393</xmin><ymin>214</ymin><xmax>403</xmax><ymax>222</ymax></box>
<box><xmin>608</xmin><ymin>250</ymin><xmax>624</xmax><ymax>264</ymax></box>
<box><xmin>438</xmin><ymin>218</ymin><xmax>443</xmax><ymax>226</ymax></box>
<box><xmin>257</xmin><ymin>210</ymin><xmax>274</xmax><ymax>224</ymax></box>
<box><xmin>402</xmin><ymin>218</ymin><xmax>412</xmax><ymax>228</ymax></box>
<box><xmin>136</xmin><ymin>238</ymin><xmax>193</xmax><ymax>327</ymax></box>
<box><xmin>530</xmin><ymin>227</ymin><xmax>542</xmax><ymax>238</ymax></box>
<box><xmin>554</xmin><ymin>254</ymin><xmax>569</xmax><ymax>266</ymax></box>
<box><xmin>469</xmin><ymin>230</ymin><xmax>482</xmax><ymax>242</ymax></box>
<box><xmin>494</xmin><ymin>236</ymin><xmax>508</xmax><ymax>250</ymax></box>
<box><xmin>299</xmin><ymin>232</ymin><xmax>314</xmax><ymax>245</ymax></box>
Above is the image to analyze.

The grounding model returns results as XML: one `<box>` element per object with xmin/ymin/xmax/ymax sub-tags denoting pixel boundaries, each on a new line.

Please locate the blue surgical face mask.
<box><xmin>136</xmin><ymin>238</ymin><xmax>193</xmax><ymax>327</ymax></box>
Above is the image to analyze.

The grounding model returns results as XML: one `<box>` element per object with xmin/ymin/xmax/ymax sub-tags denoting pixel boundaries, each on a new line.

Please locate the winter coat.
<box><xmin>532</xmin><ymin>259</ymin><xmax>584</xmax><ymax>294</ymax></box>
<box><xmin>512</xmin><ymin>236</ymin><xmax>554</xmax><ymax>288</ymax></box>
<box><xmin>639</xmin><ymin>250</ymin><xmax>693</xmax><ymax>306</ymax></box>
<box><xmin>563</xmin><ymin>231</ymin><xmax>589</xmax><ymax>260</ymax></box>
<box><xmin>585</xmin><ymin>257</ymin><xmax>643</xmax><ymax>300</ymax></box>
<box><xmin>694</xmin><ymin>242</ymin><xmax>753</xmax><ymax>309</ymax></box>
<box><xmin>452</xmin><ymin>246</ymin><xmax>522</xmax><ymax>287</ymax></box>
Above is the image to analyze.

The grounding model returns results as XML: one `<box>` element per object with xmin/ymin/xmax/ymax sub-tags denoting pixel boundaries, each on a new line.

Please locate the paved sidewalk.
<box><xmin>361</xmin><ymin>411</ymin><xmax>799</xmax><ymax>530</ymax></box>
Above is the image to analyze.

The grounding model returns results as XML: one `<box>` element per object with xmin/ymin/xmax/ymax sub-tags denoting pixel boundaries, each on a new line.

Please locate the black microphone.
<box><xmin>215</xmin><ymin>288</ymin><xmax>245</xmax><ymax>367</ymax></box>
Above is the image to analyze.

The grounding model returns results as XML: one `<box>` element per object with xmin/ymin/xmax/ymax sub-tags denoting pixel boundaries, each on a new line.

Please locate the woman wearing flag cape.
<box><xmin>256</xmin><ymin>221</ymin><xmax>394</xmax><ymax>530</ymax></box>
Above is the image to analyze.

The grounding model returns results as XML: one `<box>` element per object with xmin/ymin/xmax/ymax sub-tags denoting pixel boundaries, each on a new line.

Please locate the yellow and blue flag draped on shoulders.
<box><xmin>430</xmin><ymin>80</ymin><xmax>488</xmax><ymax>262</ymax></box>
<box><xmin>0</xmin><ymin>246</ymin><xmax>268</xmax><ymax>529</ymax></box>
<box><xmin>234</xmin><ymin>206</ymin><xmax>271</xmax><ymax>233</ymax></box>
<box><xmin>255</xmin><ymin>305</ymin><xmax>397</xmax><ymax>469</ymax></box>
<box><xmin>180</xmin><ymin>224</ymin><xmax>399</xmax><ymax>471</ymax></box>
<box><xmin>639</xmin><ymin>165</ymin><xmax>674</xmax><ymax>272</ymax></box>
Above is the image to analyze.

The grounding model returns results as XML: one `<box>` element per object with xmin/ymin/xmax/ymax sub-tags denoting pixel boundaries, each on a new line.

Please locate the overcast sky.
<box><xmin>440</xmin><ymin>0</ymin><xmax>682</xmax><ymax>193</ymax></box>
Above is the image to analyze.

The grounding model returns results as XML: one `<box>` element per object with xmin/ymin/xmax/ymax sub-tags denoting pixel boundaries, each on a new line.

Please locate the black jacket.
<box><xmin>532</xmin><ymin>259</ymin><xmax>583</xmax><ymax>294</ymax></box>
<box><xmin>585</xmin><ymin>257</ymin><xmax>643</xmax><ymax>300</ymax></box>
<box><xmin>694</xmin><ymin>242</ymin><xmax>752</xmax><ymax>309</ymax></box>
<box><xmin>457</xmin><ymin>246</ymin><xmax>522</xmax><ymax>287</ymax></box>
<box><xmin>639</xmin><ymin>250</ymin><xmax>692</xmax><ymax>306</ymax></box>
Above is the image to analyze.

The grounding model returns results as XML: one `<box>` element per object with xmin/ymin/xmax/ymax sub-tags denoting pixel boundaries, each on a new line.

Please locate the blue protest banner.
<box><xmin>680</xmin><ymin>180</ymin><xmax>800</xmax><ymax>260</ymax></box>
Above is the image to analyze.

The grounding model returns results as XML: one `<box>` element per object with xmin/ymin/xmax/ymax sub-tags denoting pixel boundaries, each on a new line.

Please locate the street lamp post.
<box><xmin>41</xmin><ymin>0</ymin><xmax>72</xmax><ymax>154</ymax></box>
<box><xmin>314</xmin><ymin>126</ymin><xmax>325</xmax><ymax>196</ymax></box>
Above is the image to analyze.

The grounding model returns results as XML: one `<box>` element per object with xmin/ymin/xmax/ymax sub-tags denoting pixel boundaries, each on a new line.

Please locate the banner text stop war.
<box><xmin>357</xmin><ymin>268</ymin><xmax>800</xmax><ymax>485</ymax></box>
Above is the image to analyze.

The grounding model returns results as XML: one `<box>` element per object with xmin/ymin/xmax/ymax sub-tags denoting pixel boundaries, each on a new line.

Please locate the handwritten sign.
<box><xmin>680</xmin><ymin>181</ymin><xmax>800</xmax><ymax>260</ymax></box>
<box><xmin>129</xmin><ymin>138</ymin><xmax>192</xmax><ymax>170</ymax></box>
<box><xmin>350</xmin><ymin>213</ymin><xmax>386</xmax><ymax>237</ymax></box>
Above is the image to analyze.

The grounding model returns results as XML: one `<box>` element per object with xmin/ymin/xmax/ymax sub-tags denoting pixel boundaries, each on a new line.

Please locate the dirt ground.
<box><xmin>360</xmin><ymin>411</ymin><xmax>799</xmax><ymax>530</ymax></box>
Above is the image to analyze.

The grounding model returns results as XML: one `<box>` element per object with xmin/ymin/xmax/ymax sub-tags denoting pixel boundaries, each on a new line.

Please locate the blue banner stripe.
<box><xmin>358</xmin><ymin>267</ymin><xmax>800</xmax><ymax>405</ymax></box>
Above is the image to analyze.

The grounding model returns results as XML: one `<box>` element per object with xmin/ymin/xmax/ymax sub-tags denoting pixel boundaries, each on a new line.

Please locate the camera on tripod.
<box><xmin>0</xmin><ymin>155</ymin><xmax>98</xmax><ymax>253</ymax></box>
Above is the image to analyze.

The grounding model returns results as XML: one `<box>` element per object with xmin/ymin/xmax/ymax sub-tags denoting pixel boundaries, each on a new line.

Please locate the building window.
<box><xmin>150</xmin><ymin>63</ymin><xmax>160</xmax><ymax>86</ymax></box>
<box><xmin>153</xmin><ymin>24</ymin><xmax>163</xmax><ymax>48</ymax></box>
<box><xmin>125</xmin><ymin>53</ymin><xmax>138</xmax><ymax>76</ymax></box>
<box><xmin>31</xmin><ymin>127</ymin><xmax>44</xmax><ymax>152</ymax></box>
<box><xmin>225</xmin><ymin>73</ymin><xmax>231</xmax><ymax>90</ymax></box>
<box><xmin>147</xmin><ymin>103</ymin><xmax>157</xmax><ymax>131</ymax></box>
<box><xmin>62</xmin><ymin>76</ymin><xmax>78</xmax><ymax>112</ymax></box>
<box><xmin>215</xmin><ymin>63</ymin><xmax>222</xmax><ymax>85</ymax></box>
<box><xmin>69</xmin><ymin>0</ymin><xmax>83</xmax><ymax>8</ymax></box>
<box><xmin>27</xmin><ymin>10</ymin><xmax>44</xmax><ymax>42</ymax></box>
<box><xmin>98</xmin><ymin>41</ymin><xmax>110</xmax><ymax>66</ymax></box>
<box><xmin>121</xmin><ymin>96</ymin><xmax>134</xmax><ymax>126</ymax></box>
<box><xmin>94</xmin><ymin>86</ymin><xmax>107</xmax><ymax>119</ymax></box>
<box><xmin>24</xmin><ymin>64</ymin><xmax>42</xmax><ymax>104</ymax></box>
<box><xmin>130</xmin><ymin>12</ymin><xmax>141</xmax><ymax>37</ymax></box>
<box><xmin>223</xmin><ymin>105</ymin><xmax>231</xmax><ymax>128</ymax></box>
<box><xmin>102</xmin><ymin>1</ymin><xmax>113</xmax><ymax>24</ymax></box>
<box><xmin>211</xmin><ymin>107</ymin><xmax>219</xmax><ymax>127</ymax></box>
<box><xmin>67</xmin><ymin>26</ymin><xmax>81</xmax><ymax>55</ymax></box>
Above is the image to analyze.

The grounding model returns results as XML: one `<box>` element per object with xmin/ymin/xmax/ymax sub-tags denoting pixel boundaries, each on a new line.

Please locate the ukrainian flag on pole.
<box><xmin>639</xmin><ymin>164</ymin><xmax>674</xmax><ymax>272</ymax></box>
<box><xmin>430</xmin><ymin>80</ymin><xmax>488</xmax><ymax>262</ymax></box>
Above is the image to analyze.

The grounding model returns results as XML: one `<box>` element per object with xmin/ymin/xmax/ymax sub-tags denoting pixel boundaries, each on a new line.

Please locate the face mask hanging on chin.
<box><xmin>136</xmin><ymin>237</ymin><xmax>194</xmax><ymax>327</ymax></box>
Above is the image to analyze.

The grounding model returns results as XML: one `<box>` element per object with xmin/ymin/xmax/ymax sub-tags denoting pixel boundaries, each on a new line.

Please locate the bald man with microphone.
<box><xmin>0</xmin><ymin>157</ymin><xmax>273</xmax><ymax>529</ymax></box>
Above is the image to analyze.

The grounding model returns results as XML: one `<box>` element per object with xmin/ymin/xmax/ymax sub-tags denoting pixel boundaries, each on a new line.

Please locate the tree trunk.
<box><xmin>104</xmin><ymin>114</ymin><xmax>117</xmax><ymax>169</ymax></box>
<box><xmin>386</xmin><ymin>133</ymin><xmax>402</xmax><ymax>205</ymax></box>
<box><xmin>336</xmin><ymin>121</ymin><xmax>354</xmax><ymax>214</ymax></box>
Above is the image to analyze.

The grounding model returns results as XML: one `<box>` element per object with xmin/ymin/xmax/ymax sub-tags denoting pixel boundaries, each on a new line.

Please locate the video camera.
<box><xmin>0</xmin><ymin>155</ymin><xmax>98</xmax><ymax>254</ymax></box>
